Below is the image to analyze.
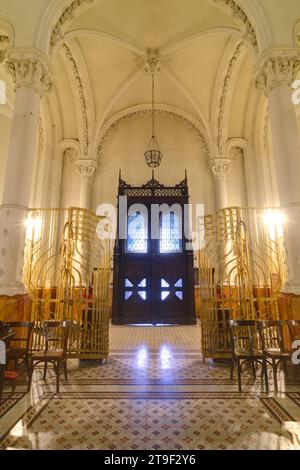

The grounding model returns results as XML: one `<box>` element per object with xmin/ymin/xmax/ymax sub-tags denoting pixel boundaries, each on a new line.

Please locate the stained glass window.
<box><xmin>159</xmin><ymin>212</ymin><xmax>182</xmax><ymax>253</ymax></box>
<box><xmin>126</xmin><ymin>211</ymin><xmax>148</xmax><ymax>253</ymax></box>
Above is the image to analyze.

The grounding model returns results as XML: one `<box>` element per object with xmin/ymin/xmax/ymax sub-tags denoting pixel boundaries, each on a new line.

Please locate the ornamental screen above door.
<box><xmin>112</xmin><ymin>172</ymin><xmax>196</xmax><ymax>325</ymax></box>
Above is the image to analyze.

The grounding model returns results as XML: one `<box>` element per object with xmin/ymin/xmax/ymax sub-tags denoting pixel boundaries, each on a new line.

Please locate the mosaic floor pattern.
<box><xmin>1</xmin><ymin>324</ymin><xmax>300</xmax><ymax>450</ymax></box>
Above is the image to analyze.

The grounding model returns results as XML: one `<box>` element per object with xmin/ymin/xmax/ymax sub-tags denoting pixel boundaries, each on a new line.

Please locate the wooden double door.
<box><xmin>112</xmin><ymin>174</ymin><xmax>196</xmax><ymax>325</ymax></box>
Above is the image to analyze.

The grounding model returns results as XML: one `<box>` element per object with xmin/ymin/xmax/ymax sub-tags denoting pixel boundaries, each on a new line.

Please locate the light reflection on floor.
<box><xmin>0</xmin><ymin>324</ymin><xmax>300</xmax><ymax>450</ymax></box>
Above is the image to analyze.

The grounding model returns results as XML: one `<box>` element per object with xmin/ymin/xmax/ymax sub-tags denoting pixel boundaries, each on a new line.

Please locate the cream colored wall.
<box><xmin>93</xmin><ymin>114</ymin><xmax>214</xmax><ymax>215</ymax></box>
<box><xmin>226</xmin><ymin>154</ymin><xmax>248</xmax><ymax>208</ymax></box>
<box><xmin>0</xmin><ymin>114</ymin><xmax>11</xmax><ymax>202</ymax></box>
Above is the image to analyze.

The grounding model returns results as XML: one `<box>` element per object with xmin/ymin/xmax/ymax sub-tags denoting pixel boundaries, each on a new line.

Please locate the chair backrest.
<box><xmin>286</xmin><ymin>320</ymin><xmax>300</xmax><ymax>343</ymax></box>
<box><xmin>257</xmin><ymin>320</ymin><xmax>285</xmax><ymax>351</ymax></box>
<box><xmin>228</xmin><ymin>320</ymin><xmax>257</xmax><ymax>354</ymax></box>
<box><xmin>42</xmin><ymin>321</ymin><xmax>71</xmax><ymax>354</ymax></box>
<box><xmin>7</xmin><ymin>321</ymin><xmax>35</xmax><ymax>351</ymax></box>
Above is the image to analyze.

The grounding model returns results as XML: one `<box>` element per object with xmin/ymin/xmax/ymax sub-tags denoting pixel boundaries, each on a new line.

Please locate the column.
<box><xmin>75</xmin><ymin>159</ymin><xmax>97</xmax><ymax>211</ymax></box>
<box><xmin>256</xmin><ymin>48</ymin><xmax>300</xmax><ymax>296</ymax></box>
<box><xmin>209</xmin><ymin>158</ymin><xmax>232</xmax><ymax>210</ymax></box>
<box><xmin>0</xmin><ymin>48</ymin><xmax>52</xmax><ymax>296</ymax></box>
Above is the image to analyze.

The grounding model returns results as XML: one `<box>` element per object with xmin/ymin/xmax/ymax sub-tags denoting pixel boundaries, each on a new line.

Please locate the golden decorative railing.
<box><xmin>197</xmin><ymin>207</ymin><xmax>287</xmax><ymax>359</ymax></box>
<box><xmin>22</xmin><ymin>207</ymin><xmax>113</xmax><ymax>360</ymax></box>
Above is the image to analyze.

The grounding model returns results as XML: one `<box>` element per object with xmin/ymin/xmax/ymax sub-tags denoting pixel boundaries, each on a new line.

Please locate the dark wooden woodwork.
<box><xmin>112</xmin><ymin>172</ymin><xmax>196</xmax><ymax>325</ymax></box>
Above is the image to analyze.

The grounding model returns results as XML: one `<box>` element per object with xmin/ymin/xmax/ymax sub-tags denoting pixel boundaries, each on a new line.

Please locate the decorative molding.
<box><xmin>209</xmin><ymin>158</ymin><xmax>232</xmax><ymax>179</ymax></box>
<box><xmin>38</xmin><ymin>115</ymin><xmax>44</xmax><ymax>153</ymax></box>
<box><xmin>143</xmin><ymin>49</ymin><xmax>162</xmax><ymax>74</ymax></box>
<box><xmin>263</xmin><ymin>108</ymin><xmax>270</xmax><ymax>153</ymax></box>
<box><xmin>64</xmin><ymin>147</ymin><xmax>78</xmax><ymax>161</ymax></box>
<box><xmin>255</xmin><ymin>48</ymin><xmax>300</xmax><ymax>95</ymax></box>
<box><xmin>49</xmin><ymin>0</ymin><xmax>258</xmax><ymax>52</ymax></box>
<box><xmin>50</xmin><ymin>0</ymin><xmax>95</xmax><ymax>50</ymax></box>
<box><xmin>75</xmin><ymin>159</ymin><xmax>97</xmax><ymax>179</ymax></box>
<box><xmin>4</xmin><ymin>48</ymin><xmax>53</xmax><ymax>96</ymax></box>
<box><xmin>97</xmin><ymin>109</ymin><xmax>209</xmax><ymax>160</ymax></box>
<box><xmin>217</xmin><ymin>42</ymin><xmax>243</xmax><ymax>154</ymax></box>
<box><xmin>62</xmin><ymin>43</ymin><xmax>89</xmax><ymax>156</ymax></box>
<box><xmin>229</xmin><ymin>146</ymin><xmax>243</xmax><ymax>163</ymax></box>
<box><xmin>212</xmin><ymin>0</ymin><xmax>257</xmax><ymax>50</ymax></box>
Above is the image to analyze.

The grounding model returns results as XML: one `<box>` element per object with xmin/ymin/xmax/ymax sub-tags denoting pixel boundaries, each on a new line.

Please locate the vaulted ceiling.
<box><xmin>48</xmin><ymin>0</ymin><xmax>258</xmax><ymax>151</ymax></box>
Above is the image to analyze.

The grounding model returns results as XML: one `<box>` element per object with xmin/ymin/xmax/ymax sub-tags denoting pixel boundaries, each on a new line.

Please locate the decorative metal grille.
<box><xmin>22</xmin><ymin>208</ymin><xmax>112</xmax><ymax>360</ymax></box>
<box><xmin>197</xmin><ymin>207</ymin><xmax>287</xmax><ymax>359</ymax></box>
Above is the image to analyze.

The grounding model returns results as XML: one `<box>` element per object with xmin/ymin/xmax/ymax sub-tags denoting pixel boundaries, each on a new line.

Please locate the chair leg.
<box><xmin>27</xmin><ymin>360</ymin><xmax>34</xmax><ymax>392</ymax></box>
<box><xmin>56</xmin><ymin>362</ymin><xmax>60</xmax><ymax>394</ymax></box>
<box><xmin>237</xmin><ymin>359</ymin><xmax>242</xmax><ymax>392</ymax></box>
<box><xmin>43</xmin><ymin>362</ymin><xmax>48</xmax><ymax>381</ymax></box>
<box><xmin>272</xmin><ymin>359</ymin><xmax>278</xmax><ymax>392</ymax></box>
<box><xmin>283</xmin><ymin>359</ymin><xmax>289</xmax><ymax>378</ymax></box>
<box><xmin>262</xmin><ymin>359</ymin><xmax>269</xmax><ymax>393</ymax></box>
<box><xmin>251</xmin><ymin>360</ymin><xmax>256</xmax><ymax>379</ymax></box>
<box><xmin>25</xmin><ymin>356</ymin><xmax>31</xmax><ymax>382</ymax></box>
<box><xmin>230</xmin><ymin>358</ymin><xmax>234</xmax><ymax>380</ymax></box>
<box><xmin>64</xmin><ymin>360</ymin><xmax>68</xmax><ymax>381</ymax></box>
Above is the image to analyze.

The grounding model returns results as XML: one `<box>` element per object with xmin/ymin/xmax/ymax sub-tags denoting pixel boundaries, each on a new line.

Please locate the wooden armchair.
<box><xmin>257</xmin><ymin>320</ymin><xmax>292</xmax><ymax>391</ymax></box>
<box><xmin>6</xmin><ymin>322</ymin><xmax>34</xmax><ymax>379</ymax></box>
<box><xmin>228</xmin><ymin>320</ymin><xmax>269</xmax><ymax>392</ymax></box>
<box><xmin>28</xmin><ymin>321</ymin><xmax>71</xmax><ymax>393</ymax></box>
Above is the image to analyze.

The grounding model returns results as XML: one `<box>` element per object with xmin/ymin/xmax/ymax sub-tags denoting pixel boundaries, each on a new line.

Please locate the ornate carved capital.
<box><xmin>255</xmin><ymin>48</ymin><xmax>300</xmax><ymax>95</ymax></box>
<box><xmin>5</xmin><ymin>48</ymin><xmax>53</xmax><ymax>96</ymax></box>
<box><xmin>209</xmin><ymin>158</ymin><xmax>232</xmax><ymax>180</ymax></box>
<box><xmin>75</xmin><ymin>159</ymin><xmax>97</xmax><ymax>179</ymax></box>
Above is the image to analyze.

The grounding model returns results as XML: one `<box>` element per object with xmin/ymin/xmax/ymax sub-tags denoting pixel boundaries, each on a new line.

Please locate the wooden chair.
<box><xmin>6</xmin><ymin>322</ymin><xmax>34</xmax><ymax>379</ymax></box>
<box><xmin>28</xmin><ymin>321</ymin><xmax>71</xmax><ymax>393</ymax></box>
<box><xmin>257</xmin><ymin>320</ymin><xmax>292</xmax><ymax>391</ymax></box>
<box><xmin>0</xmin><ymin>331</ymin><xmax>18</xmax><ymax>404</ymax></box>
<box><xmin>228</xmin><ymin>320</ymin><xmax>269</xmax><ymax>392</ymax></box>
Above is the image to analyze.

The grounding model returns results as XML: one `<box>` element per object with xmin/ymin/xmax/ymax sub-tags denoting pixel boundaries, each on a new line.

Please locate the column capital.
<box><xmin>209</xmin><ymin>158</ymin><xmax>232</xmax><ymax>180</ymax></box>
<box><xmin>4</xmin><ymin>47</ymin><xmax>53</xmax><ymax>96</ymax></box>
<box><xmin>255</xmin><ymin>47</ymin><xmax>300</xmax><ymax>95</ymax></box>
<box><xmin>75</xmin><ymin>159</ymin><xmax>97</xmax><ymax>179</ymax></box>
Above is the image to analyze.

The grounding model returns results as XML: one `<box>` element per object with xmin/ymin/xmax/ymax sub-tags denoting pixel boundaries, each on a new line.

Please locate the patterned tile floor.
<box><xmin>1</xmin><ymin>324</ymin><xmax>300</xmax><ymax>450</ymax></box>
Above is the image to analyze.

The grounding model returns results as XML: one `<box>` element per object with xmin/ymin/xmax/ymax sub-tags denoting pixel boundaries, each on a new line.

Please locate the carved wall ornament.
<box><xmin>5</xmin><ymin>49</ymin><xmax>53</xmax><ymax>95</ymax></box>
<box><xmin>75</xmin><ymin>159</ymin><xmax>97</xmax><ymax>179</ymax></box>
<box><xmin>143</xmin><ymin>49</ymin><xmax>162</xmax><ymax>74</ymax></box>
<box><xmin>256</xmin><ymin>53</ymin><xmax>300</xmax><ymax>95</ymax></box>
<box><xmin>97</xmin><ymin>109</ymin><xmax>209</xmax><ymax>160</ymax></box>
<box><xmin>0</xmin><ymin>35</ymin><xmax>9</xmax><ymax>45</ymax></box>
<box><xmin>217</xmin><ymin>42</ymin><xmax>243</xmax><ymax>154</ymax></box>
<box><xmin>209</xmin><ymin>158</ymin><xmax>232</xmax><ymax>179</ymax></box>
<box><xmin>62</xmin><ymin>44</ymin><xmax>89</xmax><ymax>156</ymax></box>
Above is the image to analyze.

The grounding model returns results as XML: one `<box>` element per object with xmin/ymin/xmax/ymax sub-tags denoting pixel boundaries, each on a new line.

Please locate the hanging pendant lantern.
<box><xmin>144</xmin><ymin>73</ymin><xmax>163</xmax><ymax>168</ymax></box>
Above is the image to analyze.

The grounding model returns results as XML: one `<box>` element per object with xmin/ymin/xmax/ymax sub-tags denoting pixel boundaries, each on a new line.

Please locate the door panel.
<box><xmin>112</xmin><ymin>174</ymin><xmax>196</xmax><ymax>325</ymax></box>
<box><xmin>121</xmin><ymin>257</ymin><xmax>152</xmax><ymax>324</ymax></box>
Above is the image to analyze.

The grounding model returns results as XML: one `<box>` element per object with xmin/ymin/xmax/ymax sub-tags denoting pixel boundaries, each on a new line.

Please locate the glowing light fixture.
<box><xmin>263</xmin><ymin>209</ymin><xmax>285</xmax><ymax>239</ymax></box>
<box><xmin>25</xmin><ymin>214</ymin><xmax>42</xmax><ymax>241</ymax></box>
<box><xmin>144</xmin><ymin>73</ymin><xmax>162</xmax><ymax>168</ymax></box>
